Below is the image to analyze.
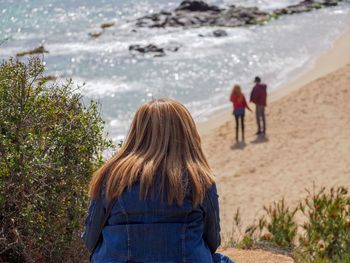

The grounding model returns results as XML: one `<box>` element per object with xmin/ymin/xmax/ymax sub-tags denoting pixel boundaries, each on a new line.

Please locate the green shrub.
<box><xmin>236</xmin><ymin>235</ymin><xmax>254</xmax><ymax>249</ymax></box>
<box><xmin>298</xmin><ymin>186</ymin><xmax>350</xmax><ymax>262</ymax></box>
<box><xmin>229</xmin><ymin>186</ymin><xmax>349</xmax><ymax>263</ymax></box>
<box><xmin>0</xmin><ymin>57</ymin><xmax>113</xmax><ymax>262</ymax></box>
<box><xmin>226</xmin><ymin>208</ymin><xmax>258</xmax><ymax>249</ymax></box>
<box><xmin>259</xmin><ymin>199</ymin><xmax>298</xmax><ymax>248</ymax></box>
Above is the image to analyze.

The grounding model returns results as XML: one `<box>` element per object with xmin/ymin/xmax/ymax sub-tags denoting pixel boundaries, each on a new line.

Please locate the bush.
<box><xmin>228</xmin><ymin>186</ymin><xmax>350</xmax><ymax>262</ymax></box>
<box><xmin>226</xmin><ymin>208</ymin><xmax>257</xmax><ymax>249</ymax></box>
<box><xmin>0</xmin><ymin>57</ymin><xmax>112</xmax><ymax>262</ymax></box>
<box><xmin>298</xmin><ymin>186</ymin><xmax>350</xmax><ymax>262</ymax></box>
<box><xmin>259</xmin><ymin>198</ymin><xmax>298</xmax><ymax>248</ymax></box>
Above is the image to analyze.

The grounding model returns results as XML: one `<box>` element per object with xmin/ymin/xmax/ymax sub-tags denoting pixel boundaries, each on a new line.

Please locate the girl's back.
<box><xmin>91</xmin><ymin>180</ymin><xmax>219</xmax><ymax>262</ymax></box>
<box><xmin>82</xmin><ymin>98</ymin><xmax>232</xmax><ymax>263</ymax></box>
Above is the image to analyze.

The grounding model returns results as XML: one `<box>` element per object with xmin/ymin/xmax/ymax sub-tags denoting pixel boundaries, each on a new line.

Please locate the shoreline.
<box><xmin>198</xmin><ymin>26</ymin><xmax>350</xmax><ymax>136</ymax></box>
<box><xmin>200</xmin><ymin>23</ymin><xmax>350</xmax><ymax>239</ymax></box>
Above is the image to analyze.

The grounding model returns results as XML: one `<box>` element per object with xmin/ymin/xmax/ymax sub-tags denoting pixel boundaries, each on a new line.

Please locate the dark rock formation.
<box><xmin>175</xmin><ymin>0</ymin><xmax>221</xmax><ymax>12</ymax></box>
<box><xmin>274</xmin><ymin>0</ymin><xmax>316</xmax><ymax>15</ymax></box>
<box><xmin>273</xmin><ymin>0</ymin><xmax>343</xmax><ymax>16</ymax></box>
<box><xmin>213</xmin><ymin>29</ymin><xmax>228</xmax><ymax>37</ymax></box>
<box><xmin>135</xmin><ymin>0</ymin><xmax>345</xmax><ymax>29</ymax></box>
<box><xmin>219</xmin><ymin>6</ymin><xmax>270</xmax><ymax>26</ymax></box>
<box><xmin>129</xmin><ymin>43</ymin><xmax>181</xmax><ymax>57</ymax></box>
<box><xmin>129</xmin><ymin>44</ymin><xmax>166</xmax><ymax>57</ymax></box>
<box><xmin>136</xmin><ymin>3</ymin><xmax>269</xmax><ymax>28</ymax></box>
<box><xmin>100</xmin><ymin>22</ymin><xmax>115</xmax><ymax>29</ymax></box>
<box><xmin>16</xmin><ymin>45</ymin><xmax>49</xmax><ymax>57</ymax></box>
<box><xmin>320</xmin><ymin>0</ymin><xmax>339</xmax><ymax>7</ymax></box>
<box><xmin>199</xmin><ymin>29</ymin><xmax>228</xmax><ymax>37</ymax></box>
<box><xmin>131</xmin><ymin>0</ymin><xmax>346</xmax><ymax>56</ymax></box>
<box><xmin>89</xmin><ymin>22</ymin><xmax>115</xmax><ymax>38</ymax></box>
<box><xmin>89</xmin><ymin>31</ymin><xmax>103</xmax><ymax>38</ymax></box>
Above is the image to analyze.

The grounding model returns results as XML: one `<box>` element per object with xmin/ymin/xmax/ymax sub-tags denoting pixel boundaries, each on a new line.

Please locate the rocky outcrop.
<box><xmin>129</xmin><ymin>44</ymin><xmax>165</xmax><ymax>57</ymax></box>
<box><xmin>100</xmin><ymin>22</ymin><xmax>115</xmax><ymax>29</ymax></box>
<box><xmin>213</xmin><ymin>29</ymin><xmax>228</xmax><ymax>37</ymax></box>
<box><xmin>129</xmin><ymin>42</ymin><xmax>182</xmax><ymax>57</ymax></box>
<box><xmin>199</xmin><ymin>29</ymin><xmax>228</xmax><ymax>37</ymax></box>
<box><xmin>175</xmin><ymin>0</ymin><xmax>221</xmax><ymax>12</ymax></box>
<box><xmin>130</xmin><ymin>0</ymin><xmax>347</xmax><ymax>57</ymax></box>
<box><xmin>274</xmin><ymin>0</ymin><xmax>318</xmax><ymax>15</ymax></box>
<box><xmin>16</xmin><ymin>45</ymin><xmax>49</xmax><ymax>57</ymax></box>
<box><xmin>273</xmin><ymin>0</ymin><xmax>343</xmax><ymax>16</ymax></box>
<box><xmin>89</xmin><ymin>32</ymin><xmax>103</xmax><ymax>38</ymax></box>
<box><xmin>89</xmin><ymin>21</ymin><xmax>115</xmax><ymax>38</ymax></box>
<box><xmin>136</xmin><ymin>2</ymin><xmax>270</xmax><ymax>28</ymax></box>
<box><xmin>136</xmin><ymin>0</ymin><xmax>345</xmax><ymax>29</ymax></box>
<box><xmin>129</xmin><ymin>43</ymin><xmax>181</xmax><ymax>57</ymax></box>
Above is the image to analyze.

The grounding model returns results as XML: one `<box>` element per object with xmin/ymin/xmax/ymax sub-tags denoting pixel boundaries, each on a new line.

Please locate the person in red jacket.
<box><xmin>230</xmin><ymin>84</ymin><xmax>251</xmax><ymax>142</ymax></box>
<box><xmin>250</xmin><ymin>76</ymin><xmax>267</xmax><ymax>135</ymax></box>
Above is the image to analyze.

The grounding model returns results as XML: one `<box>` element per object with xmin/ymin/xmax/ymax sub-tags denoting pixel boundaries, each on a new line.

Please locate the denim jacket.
<box><xmin>82</xmin><ymin>181</ymin><xmax>221</xmax><ymax>263</ymax></box>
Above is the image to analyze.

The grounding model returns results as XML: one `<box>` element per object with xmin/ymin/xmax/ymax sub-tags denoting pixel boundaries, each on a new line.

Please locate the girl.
<box><xmin>82</xmin><ymin>98</ymin><xmax>234</xmax><ymax>263</ymax></box>
<box><xmin>230</xmin><ymin>84</ymin><xmax>251</xmax><ymax>142</ymax></box>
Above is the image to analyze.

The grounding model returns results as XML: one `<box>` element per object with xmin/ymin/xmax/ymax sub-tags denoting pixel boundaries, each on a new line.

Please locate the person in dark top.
<box><xmin>230</xmin><ymin>84</ymin><xmax>252</xmax><ymax>142</ymax></box>
<box><xmin>250</xmin><ymin>76</ymin><xmax>267</xmax><ymax>135</ymax></box>
<box><xmin>82</xmin><ymin>98</ymin><xmax>234</xmax><ymax>263</ymax></box>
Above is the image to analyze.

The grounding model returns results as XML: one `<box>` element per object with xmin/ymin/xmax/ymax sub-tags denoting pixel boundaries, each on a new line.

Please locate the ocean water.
<box><xmin>1</xmin><ymin>0</ymin><xmax>350</xmax><ymax>141</ymax></box>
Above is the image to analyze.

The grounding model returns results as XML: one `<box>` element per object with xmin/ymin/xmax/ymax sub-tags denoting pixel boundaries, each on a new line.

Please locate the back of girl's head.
<box><xmin>89</xmin><ymin>98</ymin><xmax>214</xmax><ymax>206</ymax></box>
<box><xmin>233</xmin><ymin>84</ymin><xmax>242</xmax><ymax>96</ymax></box>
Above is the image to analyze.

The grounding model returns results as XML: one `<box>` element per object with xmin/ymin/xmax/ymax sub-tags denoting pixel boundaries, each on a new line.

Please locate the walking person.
<box><xmin>250</xmin><ymin>76</ymin><xmax>267</xmax><ymax>135</ymax></box>
<box><xmin>230</xmin><ymin>84</ymin><xmax>251</xmax><ymax>142</ymax></box>
<box><xmin>82</xmin><ymin>98</ymin><xmax>234</xmax><ymax>263</ymax></box>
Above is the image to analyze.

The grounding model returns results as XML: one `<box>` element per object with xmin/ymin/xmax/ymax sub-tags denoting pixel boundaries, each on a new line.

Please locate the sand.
<box><xmin>224</xmin><ymin>248</ymin><xmax>295</xmax><ymax>263</ymax></box>
<box><xmin>200</xmin><ymin>28</ymin><xmax>350</xmax><ymax>262</ymax></box>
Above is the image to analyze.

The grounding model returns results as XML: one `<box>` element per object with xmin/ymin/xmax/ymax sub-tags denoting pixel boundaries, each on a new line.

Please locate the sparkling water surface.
<box><xmin>1</xmin><ymin>0</ymin><xmax>350</xmax><ymax>140</ymax></box>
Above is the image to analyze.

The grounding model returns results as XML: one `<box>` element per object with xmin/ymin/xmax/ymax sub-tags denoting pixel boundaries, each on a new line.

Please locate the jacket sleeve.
<box><xmin>81</xmin><ymin>183</ymin><xmax>109</xmax><ymax>253</ymax></box>
<box><xmin>250</xmin><ymin>87</ymin><xmax>255</xmax><ymax>103</ymax></box>
<box><xmin>202</xmin><ymin>184</ymin><xmax>221</xmax><ymax>253</ymax></box>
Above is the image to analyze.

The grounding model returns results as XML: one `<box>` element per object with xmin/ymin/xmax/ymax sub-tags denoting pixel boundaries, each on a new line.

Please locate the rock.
<box><xmin>129</xmin><ymin>43</ymin><xmax>181</xmax><ymax>57</ymax></box>
<box><xmin>213</xmin><ymin>29</ymin><xmax>228</xmax><ymax>37</ymax></box>
<box><xmin>320</xmin><ymin>0</ymin><xmax>339</xmax><ymax>6</ymax></box>
<box><xmin>272</xmin><ymin>0</ymin><xmax>339</xmax><ymax>16</ymax></box>
<box><xmin>100</xmin><ymin>22</ymin><xmax>115</xmax><ymax>29</ymax></box>
<box><xmin>129</xmin><ymin>44</ymin><xmax>166</xmax><ymax>57</ymax></box>
<box><xmin>135</xmin><ymin>0</ymin><xmax>344</xmax><ymax>29</ymax></box>
<box><xmin>136</xmin><ymin>4</ymin><xmax>269</xmax><ymax>28</ymax></box>
<box><xmin>175</xmin><ymin>0</ymin><xmax>221</xmax><ymax>12</ymax></box>
<box><xmin>16</xmin><ymin>45</ymin><xmax>49</xmax><ymax>57</ymax></box>
<box><xmin>198</xmin><ymin>29</ymin><xmax>228</xmax><ymax>37</ymax></box>
<box><xmin>89</xmin><ymin>31</ymin><xmax>103</xmax><ymax>38</ymax></box>
<box><xmin>223</xmin><ymin>6</ymin><xmax>270</xmax><ymax>25</ymax></box>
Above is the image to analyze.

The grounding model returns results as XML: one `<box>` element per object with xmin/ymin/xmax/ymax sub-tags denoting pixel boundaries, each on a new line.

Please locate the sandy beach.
<box><xmin>200</xmin><ymin>28</ymin><xmax>350</xmax><ymax>261</ymax></box>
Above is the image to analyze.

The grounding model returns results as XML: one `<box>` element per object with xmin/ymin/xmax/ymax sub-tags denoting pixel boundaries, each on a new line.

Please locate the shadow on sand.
<box><xmin>251</xmin><ymin>134</ymin><xmax>269</xmax><ymax>144</ymax></box>
<box><xmin>230</xmin><ymin>141</ymin><xmax>247</xmax><ymax>150</ymax></box>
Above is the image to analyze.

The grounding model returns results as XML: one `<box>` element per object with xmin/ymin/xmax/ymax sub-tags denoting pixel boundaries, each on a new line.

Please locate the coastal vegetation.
<box><xmin>0</xmin><ymin>57</ymin><xmax>112</xmax><ymax>262</ymax></box>
<box><xmin>228</xmin><ymin>185</ymin><xmax>350</xmax><ymax>263</ymax></box>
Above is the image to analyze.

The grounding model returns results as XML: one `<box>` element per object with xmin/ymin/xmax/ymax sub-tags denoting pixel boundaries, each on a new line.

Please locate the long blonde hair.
<box><xmin>231</xmin><ymin>84</ymin><xmax>243</xmax><ymax>97</ymax></box>
<box><xmin>89</xmin><ymin>98</ymin><xmax>214</xmax><ymax>206</ymax></box>
<box><xmin>231</xmin><ymin>84</ymin><xmax>244</xmax><ymax>102</ymax></box>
